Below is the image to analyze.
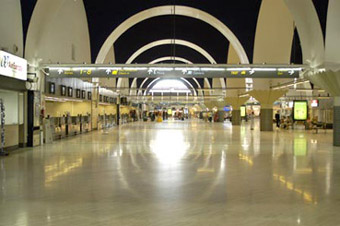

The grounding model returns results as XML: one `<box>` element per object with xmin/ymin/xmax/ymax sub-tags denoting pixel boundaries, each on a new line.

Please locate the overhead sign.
<box><xmin>46</xmin><ymin>64</ymin><xmax>303</xmax><ymax>79</ymax></box>
<box><xmin>294</xmin><ymin>101</ymin><xmax>308</xmax><ymax>121</ymax></box>
<box><xmin>0</xmin><ymin>51</ymin><xmax>27</xmax><ymax>81</ymax></box>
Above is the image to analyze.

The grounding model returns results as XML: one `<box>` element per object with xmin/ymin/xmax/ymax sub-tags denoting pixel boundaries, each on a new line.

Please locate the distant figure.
<box><xmin>250</xmin><ymin>111</ymin><xmax>255</xmax><ymax>130</ymax></box>
<box><xmin>275</xmin><ymin>111</ymin><xmax>280</xmax><ymax>128</ymax></box>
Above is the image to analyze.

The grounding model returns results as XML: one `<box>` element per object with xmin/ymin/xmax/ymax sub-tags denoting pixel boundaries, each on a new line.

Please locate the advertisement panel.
<box><xmin>0</xmin><ymin>51</ymin><xmax>27</xmax><ymax>81</ymax></box>
<box><xmin>294</xmin><ymin>101</ymin><xmax>308</xmax><ymax>121</ymax></box>
<box><xmin>240</xmin><ymin>106</ymin><xmax>246</xmax><ymax>117</ymax></box>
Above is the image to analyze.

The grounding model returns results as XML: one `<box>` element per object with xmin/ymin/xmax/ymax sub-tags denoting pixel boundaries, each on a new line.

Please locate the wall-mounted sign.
<box><xmin>49</xmin><ymin>82</ymin><xmax>55</xmax><ymax>94</ymax></box>
<box><xmin>67</xmin><ymin>87</ymin><xmax>73</xmax><ymax>97</ymax></box>
<box><xmin>240</xmin><ymin>106</ymin><xmax>246</xmax><ymax>117</ymax></box>
<box><xmin>60</xmin><ymin>85</ymin><xmax>66</xmax><ymax>96</ymax></box>
<box><xmin>311</xmin><ymin>100</ymin><xmax>319</xmax><ymax>108</ymax></box>
<box><xmin>0</xmin><ymin>51</ymin><xmax>27</xmax><ymax>81</ymax></box>
<box><xmin>293</xmin><ymin>101</ymin><xmax>308</xmax><ymax>121</ymax></box>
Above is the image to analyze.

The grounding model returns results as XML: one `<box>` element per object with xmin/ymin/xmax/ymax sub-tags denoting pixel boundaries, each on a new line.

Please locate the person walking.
<box><xmin>275</xmin><ymin>111</ymin><xmax>280</xmax><ymax>128</ymax></box>
<box><xmin>250</xmin><ymin>111</ymin><xmax>255</xmax><ymax>130</ymax></box>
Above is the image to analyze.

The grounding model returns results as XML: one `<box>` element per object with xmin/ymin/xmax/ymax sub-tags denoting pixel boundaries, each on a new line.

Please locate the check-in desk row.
<box><xmin>47</xmin><ymin>115</ymin><xmax>91</xmax><ymax>140</ymax></box>
<box><xmin>98</xmin><ymin>114</ymin><xmax>117</xmax><ymax>129</ymax></box>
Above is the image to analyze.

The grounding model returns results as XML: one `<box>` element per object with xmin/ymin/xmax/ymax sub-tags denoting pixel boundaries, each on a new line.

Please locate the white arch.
<box><xmin>149</xmin><ymin>56</ymin><xmax>193</xmax><ymax>65</ymax></box>
<box><xmin>284</xmin><ymin>0</ymin><xmax>325</xmax><ymax>67</ymax></box>
<box><xmin>145</xmin><ymin>78</ymin><xmax>197</xmax><ymax>96</ymax></box>
<box><xmin>133</xmin><ymin>57</ymin><xmax>204</xmax><ymax>96</ymax></box>
<box><xmin>126</xmin><ymin>39</ymin><xmax>216</xmax><ymax>64</ymax></box>
<box><xmin>96</xmin><ymin>5</ymin><xmax>249</xmax><ymax>64</ymax></box>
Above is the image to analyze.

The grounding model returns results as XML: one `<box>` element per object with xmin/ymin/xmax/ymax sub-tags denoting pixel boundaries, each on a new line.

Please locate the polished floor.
<box><xmin>0</xmin><ymin>119</ymin><xmax>340</xmax><ymax>226</ymax></box>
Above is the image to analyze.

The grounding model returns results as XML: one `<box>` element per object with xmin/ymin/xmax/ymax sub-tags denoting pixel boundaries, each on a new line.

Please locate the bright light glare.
<box><xmin>151</xmin><ymin>79</ymin><xmax>190</xmax><ymax>91</ymax></box>
<box><xmin>150</xmin><ymin>130</ymin><xmax>189</xmax><ymax>165</ymax></box>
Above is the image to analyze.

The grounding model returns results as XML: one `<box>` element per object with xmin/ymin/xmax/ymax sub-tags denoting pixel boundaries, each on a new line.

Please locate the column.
<box><xmin>334</xmin><ymin>97</ymin><xmax>340</xmax><ymax>146</ymax></box>
<box><xmin>260</xmin><ymin>104</ymin><xmax>274</xmax><ymax>131</ymax></box>
<box><xmin>248</xmin><ymin>90</ymin><xmax>287</xmax><ymax>132</ymax></box>
<box><xmin>224</xmin><ymin>97</ymin><xmax>248</xmax><ymax>126</ymax></box>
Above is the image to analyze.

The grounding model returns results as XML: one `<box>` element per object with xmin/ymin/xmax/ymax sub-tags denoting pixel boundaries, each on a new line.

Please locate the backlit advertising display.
<box><xmin>293</xmin><ymin>101</ymin><xmax>308</xmax><ymax>121</ymax></box>
<box><xmin>240</xmin><ymin>106</ymin><xmax>246</xmax><ymax>117</ymax></box>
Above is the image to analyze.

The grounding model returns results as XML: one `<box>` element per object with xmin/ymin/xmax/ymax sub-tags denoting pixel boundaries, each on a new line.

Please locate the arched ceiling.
<box><xmin>21</xmin><ymin>0</ymin><xmax>329</xmax><ymax>64</ymax></box>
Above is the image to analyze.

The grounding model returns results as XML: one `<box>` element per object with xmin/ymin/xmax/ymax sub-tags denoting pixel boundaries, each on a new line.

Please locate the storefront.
<box><xmin>0</xmin><ymin>51</ymin><xmax>27</xmax><ymax>150</ymax></box>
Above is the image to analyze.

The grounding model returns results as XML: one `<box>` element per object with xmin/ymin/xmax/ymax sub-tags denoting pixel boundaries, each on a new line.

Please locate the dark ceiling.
<box><xmin>21</xmin><ymin>0</ymin><xmax>329</xmax><ymax>65</ymax></box>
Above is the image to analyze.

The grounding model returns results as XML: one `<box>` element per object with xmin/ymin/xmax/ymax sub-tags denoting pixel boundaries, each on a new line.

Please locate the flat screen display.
<box><xmin>294</xmin><ymin>101</ymin><xmax>308</xmax><ymax>121</ymax></box>
<box><xmin>81</xmin><ymin>90</ymin><xmax>86</xmax><ymax>99</ymax></box>
<box><xmin>49</xmin><ymin>82</ymin><xmax>55</xmax><ymax>94</ymax></box>
<box><xmin>240</xmin><ymin>106</ymin><xmax>246</xmax><ymax>117</ymax></box>
<box><xmin>99</xmin><ymin>95</ymin><xmax>103</xmax><ymax>102</ymax></box>
<box><xmin>67</xmin><ymin>87</ymin><xmax>73</xmax><ymax>97</ymax></box>
<box><xmin>60</xmin><ymin>85</ymin><xmax>66</xmax><ymax>96</ymax></box>
<box><xmin>87</xmin><ymin>92</ymin><xmax>92</xmax><ymax>100</ymax></box>
<box><xmin>76</xmin><ymin>89</ymin><xmax>81</xmax><ymax>98</ymax></box>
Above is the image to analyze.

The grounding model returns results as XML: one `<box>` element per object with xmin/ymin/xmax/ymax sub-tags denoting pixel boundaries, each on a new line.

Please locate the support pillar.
<box><xmin>260</xmin><ymin>106</ymin><xmax>273</xmax><ymax>131</ymax></box>
<box><xmin>334</xmin><ymin>97</ymin><xmax>340</xmax><ymax>146</ymax></box>
<box><xmin>224</xmin><ymin>97</ymin><xmax>248</xmax><ymax>126</ymax></box>
<box><xmin>248</xmin><ymin>90</ymin><xmax>287</xmax><ymax>132</ymax></box>
<box><xmin>232</xmin><ymin>110</ymin><xmax>241</xmax><ymax>125</ymax></box>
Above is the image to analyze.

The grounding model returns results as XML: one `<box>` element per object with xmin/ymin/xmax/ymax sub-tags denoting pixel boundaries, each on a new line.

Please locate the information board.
<box><xmin>294</xmin><ymin>101</ymin><xmax>308</xmax><ymax>121</ymax></box>
<box><xmin>47</xmin><ymin>64</ymin><xmax>302</xmax><ymax>79</ymax></box>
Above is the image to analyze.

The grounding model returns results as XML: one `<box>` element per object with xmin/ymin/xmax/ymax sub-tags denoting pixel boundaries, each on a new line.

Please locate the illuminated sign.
<box><xmin>0</xmin><ymin>50</ymin><xmax>27</xmax><ymax>81</ymax></box>
<box><xmin>168</xmin><ymin>109</ymin><xmax>172</xmax><ymax>115</ymax></box>
<box><xmin>240</xmin><ymin>106</ymin><xmax>246</xmax><ymax>117</ymax></box>
<box><xmin>294</xmin><ymin>101</ymin><xmax>308</xmax><ymax>121</ymax></box>
<box><xmin>311</xmin><ymin>100</ymin><xmax>319</xmax><ymax>108</ymax></box>
<box><xmin>47</xmin><ymin>64</ymin><xmax>302</xmax><ymax>79</ymax></box>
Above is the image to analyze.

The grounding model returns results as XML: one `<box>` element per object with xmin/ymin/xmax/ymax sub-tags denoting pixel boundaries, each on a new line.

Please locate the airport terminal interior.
<box><xmin>1</xmin><ymin>0</ymin><xmax>340</xmax><ymax>225</ymax></box>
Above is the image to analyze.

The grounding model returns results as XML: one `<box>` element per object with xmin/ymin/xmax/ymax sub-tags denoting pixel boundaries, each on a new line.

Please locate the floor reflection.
<box><xmin>0</xmin><ymin>120</ymin><xmax>338</xmax><ymax>225</ymax></box>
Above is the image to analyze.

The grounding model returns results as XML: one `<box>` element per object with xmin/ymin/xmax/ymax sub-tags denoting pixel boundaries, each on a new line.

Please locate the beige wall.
<box><xmin>98</xmin><ymin>104</ymin><xmax>117</xmax><ymax>115</ymax></box>
<box><xmin>45</xmin><ymin>101</ymin><xmax>91</xmax><ymax>117</ymax></box>
<box><xmin>120</xmin><ymin>106</ymin><xmax>131</xmax><ymax>114</ymax></box>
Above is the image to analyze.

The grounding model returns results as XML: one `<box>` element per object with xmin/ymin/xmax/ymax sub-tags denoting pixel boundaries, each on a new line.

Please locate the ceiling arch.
<box><xmin>95</xmin><ymin>5</ymin><xmax>249</xmax><ymax>64</ymax></box>
<box><xmin>126</xmin><ymin>39</ymin><xmax>216</xmax><ymax>64</ymax></box>
<box><xmin>149</xmin><ymin>56</ymin><xmax>193</xmax><ymax>64</ymax></box>
<box><xmin>130</xmin><ymin>56</ymin><xmax>203</xmax><ymax>97</ymax></box>
<box><xmin>120</xmin><ymin>39</ymin><xmax>220</xmax><ymax>91</ymax></box>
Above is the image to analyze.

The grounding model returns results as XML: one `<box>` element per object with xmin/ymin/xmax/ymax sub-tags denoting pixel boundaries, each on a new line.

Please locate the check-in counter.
<box><xmin>70</xmin><ymin>116</ymin><xmax>80</xmax><ymax>136</ymax></box>
<box><xmin>98</xmin><ymin>114</ymin><xmax>116</xmax><ymax>129</ymax></box>
<box><xmin>80</xmin><ymin>114</ymin><xmax>91</xmax><ymax>133</ymax></box>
